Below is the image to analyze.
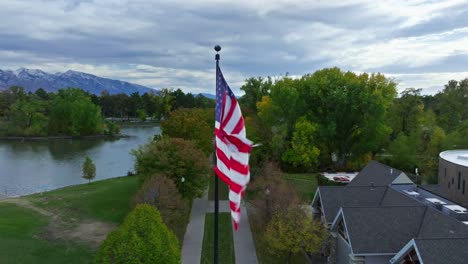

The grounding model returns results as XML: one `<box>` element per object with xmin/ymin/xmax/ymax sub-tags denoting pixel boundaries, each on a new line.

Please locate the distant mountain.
<box><xmin>199</xmin><ymin>93</ymin><xmax>216</xmax><ymax>99</ymax></box>
<box><xmin>0</xmin><ymin>68</ymin><xmax>157</xmax><ymax>95</ymax></box>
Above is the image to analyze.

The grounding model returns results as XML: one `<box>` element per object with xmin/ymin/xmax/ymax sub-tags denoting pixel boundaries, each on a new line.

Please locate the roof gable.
<box><xmin>340</xmin><ymin>206</ymin><xmax>427</xmax><ymax>254</ymax></box>
<box><xmin>348</xmin><ymin>160</ymin><xmax>404</xmax><ymax>187</ymax></box>
<box><xmin>392</xmin><ymin>172</ymin><xmax>413</xmax><ymax>184</ymax></box>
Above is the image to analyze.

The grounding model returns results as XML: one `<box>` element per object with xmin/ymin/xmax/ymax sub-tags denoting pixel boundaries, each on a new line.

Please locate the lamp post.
<box><xmin>181</xmin><ymin>177</ymin><xmax>185</xmax><ymax>197</ymax></box>
<box><xmin>265</xmin><ymin>187</ymin><xmax>271</xmax><ymax>219</ymax></box>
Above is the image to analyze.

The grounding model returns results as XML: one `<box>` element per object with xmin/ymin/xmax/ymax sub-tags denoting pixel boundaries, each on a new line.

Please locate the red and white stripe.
<box><xmin>214</xmin><ymin>93</ymin><xmax>252</xmax><ymax>230</ymax></box>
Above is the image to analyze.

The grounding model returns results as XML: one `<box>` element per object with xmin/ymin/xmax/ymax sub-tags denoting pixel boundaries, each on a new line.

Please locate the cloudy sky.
<box><xmin>1</xmin><ymin>0</ymin><xmax>468</xmax><ymax>95</ymax></box>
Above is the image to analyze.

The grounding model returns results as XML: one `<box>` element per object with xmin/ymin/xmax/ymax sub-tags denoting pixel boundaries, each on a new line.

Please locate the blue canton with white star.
<box><xmin>216</xmin><ymin>65</ymin><xmax>234</xmax><ymax>123</ymax></box>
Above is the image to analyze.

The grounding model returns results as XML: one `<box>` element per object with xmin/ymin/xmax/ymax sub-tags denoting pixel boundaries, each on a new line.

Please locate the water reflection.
<box><xmin>0</xmin><ymin>126</ymin><xmax>160</xmax><ymax>196</ymax></box>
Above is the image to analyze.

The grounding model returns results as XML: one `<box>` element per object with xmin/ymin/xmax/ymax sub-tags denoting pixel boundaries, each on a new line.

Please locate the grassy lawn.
<box><xmin>284</xmin><ymin>173</ymin><xmax>319</xmax><ymax>203</ymax></box>
<box><xmin>201</xmin><ymin>213</ymin><xmax>235</xmax><ymax>264</ymax></box>
<box><xmin>208</xmin><ymin>174</ymin><xmax>230</xmax><ymax>200</ymax></box>
<box><xmin>28</xmin><ymin>176</ymin><xmax>139</xmax><ymax>224</ymax></box>
<box><xmin>0</xmin><ymin>203</ymin><xmax>92</xmax><ymax>264</ymax></box>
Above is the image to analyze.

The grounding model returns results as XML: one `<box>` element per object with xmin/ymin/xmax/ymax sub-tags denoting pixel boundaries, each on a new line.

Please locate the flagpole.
<box><xmin>214</xmin><ymin>44</ymin><xmax>221</xmax><ymax>264</ymax></box>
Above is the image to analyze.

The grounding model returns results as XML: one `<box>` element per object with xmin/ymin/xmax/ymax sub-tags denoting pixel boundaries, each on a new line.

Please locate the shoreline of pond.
<box><xmin>0</xmin><ymin>134</ymin><xmax>132</xmax><ymax>141</ymax></box>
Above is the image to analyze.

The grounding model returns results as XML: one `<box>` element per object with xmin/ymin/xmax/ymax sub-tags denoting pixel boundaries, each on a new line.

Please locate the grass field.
<box><xmin>208</xmin><ymin>174</ymin><xmax>230</xmax><ymax>200</ymax></box>
<box><xmin>0</xmin><ymin>203</ymin><xmax>93</xmax><ymax>264</ymax></box>
<box><xmin>28</xmin><ymin>176</ymin><xmax>139</xmax><ymax>224</ymax></box>
<box><xmin>284</xmin><ymin>173</ymin><xmax>319</xmax><ymax>203</ymax></box>
<box><xmin>1</xmin><ymin>175</ymin><xmax>191</xmax><ymax>263</ymax></box>
<box><xmin>200</xmin><ymin>213</ymin><xmax>235</xmax><ymax>264</ymax></box>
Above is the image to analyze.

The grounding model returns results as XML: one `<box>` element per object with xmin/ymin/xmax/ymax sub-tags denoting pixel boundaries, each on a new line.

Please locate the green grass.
<box><xmin>284</xmin><ymin>173</ymin><xmax>319</xmax><ymax>203</ymax></box>
<box><xmin>28</xmin><ymin>176</ymin><xmax>140</xmax><ymax>224</ymax></box>
<box><xmin>208</xmin><ymin>174</ymin><xmax>230</xmax><ymax>200</ymax></box>
<box><xmin>201</xmin><ymin>213</ymin><xmax>235</xmax><ymax>264</ymax></box>
<box><xmin>0</xmin><ymin>203</ymin><xmax>92</xmax><ymax>264</ymax></box>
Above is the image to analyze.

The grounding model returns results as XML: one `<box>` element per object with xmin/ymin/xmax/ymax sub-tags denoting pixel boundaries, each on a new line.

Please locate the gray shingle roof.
<box><xmin>318</xmin><ymin>185</ymin><xmax>420</xmax><ymax>223</ymax></box>
<box><xmin>340</xmin><ymin>206</ymin><xmax>468</xmax><ymax>254</ymax></box>
<box><xmin>347</xmin><ymin>160</ymin><xmax>403</xmax><ymax>187</ymax></box>
<box><xmin>414</xmin><ymin>238</ymin><xmax>468</xmax><ymax>264</ymax></box>
<box><xmin>420</xmin><ymin>184</ymin><xmax>449</xmax><ymax>198</ymax></box>
<box><xmin>342</xmin><ymin>206</ymin><xmax>426</xmax><ymax>254</ymax></box>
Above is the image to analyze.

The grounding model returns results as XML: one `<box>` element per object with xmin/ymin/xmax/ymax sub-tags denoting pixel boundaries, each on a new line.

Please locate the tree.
<box><xmin>300</xmin><ymin>68</ymin><xmax>396</xmax><ymax>166</ymax></box>
<box><xmin>137</xmin><ymin>109</ymin><xmax>147</xmax><ymax>122</ymax></box>
<box><xmin>82</xmin><ymin>156</ymin><xmax>96</xmax><ymax>183</ymax></box>
<box><xmin>282</xmin><ymin>117</ymin><xmax>320</xmax><ymax>170</ymax></box>
<box><xmin>239</xmin><ymin>76</ymin><xmax>272</xmax><ymax>112</ymax></box>
<box><xmin>49</xmin><ymin>88</ymin><xmax>103</xmax><ymax>136</ymax></box>
<box><xmin>249</xmin><ymin>162</ymin><xmax>300</xmax><ymax>226</ymax></box>
<box><xmin>132</xmin><ymin>137</ymin><xmax>210</xmax><ymax>199</ymax></box>
<box><xmin>435</xmin><ymin>78</ymin><xmax>468</xmax><ymax>131</ymax></box>
<box><xmin>94</xmin><ymin>204</ymin><xmax>180</xmax><ymax>264</ymax></box>
<box><xmin>132</xmin><ymin>175</ymin><xmax>189</xmax><ymax>240</ymax></box>
<box><xmin>264</xmin><ymin>205</ymin><xmax>328</xmax><ymax>263</ymax></box>
<box><xmin>161</xmin><ymin>108</ymin><xmax>213</xmax><ymax>154</ymax></box>
<box><xmin>388</xmin><ymin>88</ymin><xmax>425</xmax><ymax>138</ymax></box>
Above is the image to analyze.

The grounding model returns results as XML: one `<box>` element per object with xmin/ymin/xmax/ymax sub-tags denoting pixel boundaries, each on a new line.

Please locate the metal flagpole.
<box><xmin>214</xmin><ymin>44</ymin><xmax>221</xmax><ymax>264</ymax></box>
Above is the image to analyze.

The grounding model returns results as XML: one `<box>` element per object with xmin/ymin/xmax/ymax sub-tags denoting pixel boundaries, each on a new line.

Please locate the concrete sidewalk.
<box><xmin>233</xmin><ymin>205</ymin><xmax>258</xmax><ymax>264</ymax></box>
<box><xmin>181</xmin><ymin>192</ymin><xmax>208</xmax><ymax>264</ymax></box>
<box><xmin>182</xmin><ymin>195</ymin><xmax>258</xmax><ymax>264</ymax></box>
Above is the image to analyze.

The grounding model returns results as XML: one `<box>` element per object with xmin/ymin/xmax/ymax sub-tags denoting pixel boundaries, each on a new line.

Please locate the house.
<box><xmin>311</xmin><ymin>160</ymin><xmax>468</xmax><ymax>264</ymax></box>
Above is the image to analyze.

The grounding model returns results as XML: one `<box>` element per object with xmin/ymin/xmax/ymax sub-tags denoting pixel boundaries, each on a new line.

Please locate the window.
<box><xmin>448</xmin><ymin>182</ymin><xmax>451</xmax><ymax>189</ymax></box>
<box><xmin>458</xmin><ymin>172</ymin><xmax>461</xmax><ymax>190</ymax></box>
<box><xmin>399</xmin><ymin>249</ymin><xmax>421</xmax><ymax>264</ymax></box>
<box><xmin>463</xmin><ymin>180</ymin><xmax>466</xmax><ymax>195</ymax></box>
<box><xmin>445</xmin><ymin>168</ymin><xmax>447</xmax><ymax>178</ymax></box>
<box><xmin>338</xmin><ymin>220</ymin><xmax>349</xmax><ymax>244</ymax></box>
<box><xmin>452</xmin><ymin>177</ymin><xmax>455</xmax><ymax>184</ymax></box>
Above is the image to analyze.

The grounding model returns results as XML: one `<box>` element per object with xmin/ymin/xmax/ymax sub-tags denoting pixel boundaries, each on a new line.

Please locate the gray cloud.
<box><xmin>1</xmin><ymin>0</ymin><xmax>468</xmax><ymax>95</ymax></box>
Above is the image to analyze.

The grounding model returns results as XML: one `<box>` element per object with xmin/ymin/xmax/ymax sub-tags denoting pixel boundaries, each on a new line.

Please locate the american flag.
<box><xmin>214</xmin><ymin>64</ymin><xmax>253</xmax><ymax>230</ymax></box>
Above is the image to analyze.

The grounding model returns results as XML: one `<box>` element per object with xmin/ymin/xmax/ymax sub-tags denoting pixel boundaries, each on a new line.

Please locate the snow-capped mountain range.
<box><xmin>0</xmin><ymin>68</ymin><xmax>156</xmax><ymax>95</ymax></box>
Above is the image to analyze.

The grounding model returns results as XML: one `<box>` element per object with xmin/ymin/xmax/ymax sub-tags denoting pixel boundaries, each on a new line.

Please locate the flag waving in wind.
<box><xmin>214</xmin><ymin>64</ymin><xmax>253</xmax><ymax>230</ymax></box>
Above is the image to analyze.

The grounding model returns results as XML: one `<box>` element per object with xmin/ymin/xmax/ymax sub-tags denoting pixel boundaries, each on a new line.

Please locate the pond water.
<box><xmin>0</xmin><ymin>126</ymin><xmax>160</xmax><ymax>196</ymax></box>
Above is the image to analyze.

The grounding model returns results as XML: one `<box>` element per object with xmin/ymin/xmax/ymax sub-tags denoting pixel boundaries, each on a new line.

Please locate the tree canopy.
<box><xmin>94</xmin><ymin>204</ymin><xmax>180</xmax><ymax>264</ymax></box>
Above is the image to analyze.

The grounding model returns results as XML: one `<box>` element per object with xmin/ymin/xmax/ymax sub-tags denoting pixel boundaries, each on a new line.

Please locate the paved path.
<box><xmin>182</xmin><ymin>192</ymin><xmax>208</xmax><ymax>264</ymax></box>
<box><xmin>232</xmin><ymin>204</ymin><xmax>258</xmax><ymax>264</ymax></box>
<box><xmin>182</xmin><ymin>195</ymin><xmax>258</xmax><ymax>264</ymax></box>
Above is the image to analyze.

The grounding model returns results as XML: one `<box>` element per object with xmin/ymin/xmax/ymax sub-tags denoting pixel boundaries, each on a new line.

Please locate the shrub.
<box><xmin>132</xmin><ymin>175</ymin><xmax>189</xmax><ymax>240</ymax></box>
<box><xmin>94</xmin><ymin>204</ymin><xmax>180</xmax><ymax>264</ymax></box>
<box><xmin>132</xmin><ymin>137</ymin><xmax>210</xmax><ymax>199</ymax></box>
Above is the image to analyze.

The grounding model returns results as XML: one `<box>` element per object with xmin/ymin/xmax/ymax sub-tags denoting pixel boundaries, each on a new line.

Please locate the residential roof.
<box><xmin>420</xmin><ymin>184</ymin><xmax>449</xmax><ymax>199</ymax></box>
<box><xmin>414</xmin><ymin>238</ymin><xmax>468</xmax><ymax>264</ymax></box>
<box><xmin>318</xmin><ymin>185</ymin><xmax>420</xmax><ymax>223</ymax></box>
<box><xmin>338</xmin><ymin>206</ymin><xmax>468</xmax><ymax>254</ymax></box>
<box><xmin>347</xmin><ymin>160</ymin><xmax>403</xmax><ymax>187</ymax></box>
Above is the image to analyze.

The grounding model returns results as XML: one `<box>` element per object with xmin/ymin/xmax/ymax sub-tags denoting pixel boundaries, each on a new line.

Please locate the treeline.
<box><xmin>0</xmin><ymin>87</ymin><xmax>106</xmax><ymax>136</ymax></box>
<box><xmin>0</xmin><ymin>86</ymin><xmax>214</xmax><ymax>136</ymax></box>
<box><xmin>239</xmin><ymin>67</ymin><xmax>468</xmax><ymax>183</ymax></box>
<box><xmin>95</xmin><ymin>88</ymin><xmax>214</xmax><ymax>120</ymax></box>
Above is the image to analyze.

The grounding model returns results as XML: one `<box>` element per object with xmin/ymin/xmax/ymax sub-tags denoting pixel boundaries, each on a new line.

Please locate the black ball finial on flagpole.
<box><xmin>214</xmin><ymin>45</ymin><xmax>221</xmax><ymax>62</ymax></box>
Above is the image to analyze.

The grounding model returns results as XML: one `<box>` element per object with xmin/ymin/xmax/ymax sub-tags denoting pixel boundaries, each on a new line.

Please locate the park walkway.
<box><xmin>182</xmin><ymin>194</ymin><xmax>258</xmax><ymax>264</ymax></box>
